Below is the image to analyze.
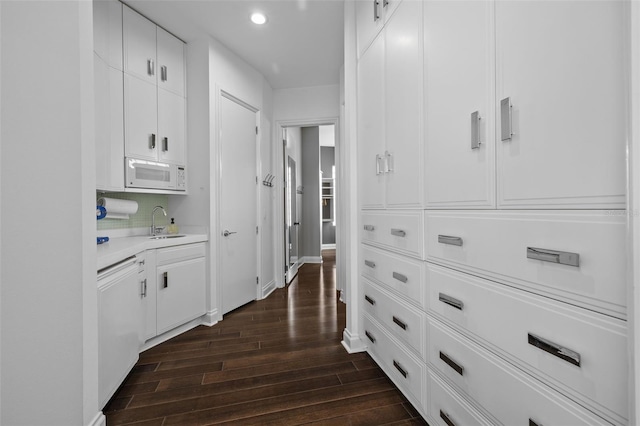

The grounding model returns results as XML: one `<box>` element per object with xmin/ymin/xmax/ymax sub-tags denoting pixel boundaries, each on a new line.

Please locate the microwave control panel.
<box><xmin>177</xmin><ymin>166</ymin><xmax>186</xmax><ymax>190</ymax></box>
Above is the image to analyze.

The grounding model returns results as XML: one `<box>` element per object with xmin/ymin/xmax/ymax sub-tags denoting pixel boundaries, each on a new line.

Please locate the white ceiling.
<box><xmin>123</xmin><ymin>0</ymin><xmax>345</xmax><ymax>90</ymax></box>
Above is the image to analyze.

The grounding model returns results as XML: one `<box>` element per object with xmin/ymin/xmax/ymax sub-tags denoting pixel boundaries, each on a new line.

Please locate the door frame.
<box><xmin>214</xmin><ymin>88</ymin><xmax>261</xmax><ymax>317</ymax></box>
<box><xmin>274</xmin><ymin>118</ymin><xmax>340</xmax><ymax>289</ymax></box>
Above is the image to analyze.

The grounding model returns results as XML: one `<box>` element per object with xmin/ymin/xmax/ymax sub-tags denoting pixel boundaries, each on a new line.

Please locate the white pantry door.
<box><xmin>220</xmin><ymin>93</ymin><xmax>258</xmax><ymax>315</ymax></box>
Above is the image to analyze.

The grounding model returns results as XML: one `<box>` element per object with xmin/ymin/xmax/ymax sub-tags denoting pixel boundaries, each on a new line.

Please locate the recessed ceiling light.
<box><xmin>250</xmin><ymin>12</ymin><xmax>267</xmax><ymax>25</ymax></box>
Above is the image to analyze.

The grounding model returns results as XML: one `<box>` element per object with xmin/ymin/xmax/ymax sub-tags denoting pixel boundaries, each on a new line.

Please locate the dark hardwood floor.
<box><xmin>104</xmin><ymin>250</ymin><xmax>428</xmax><ymax>425</ymax></box>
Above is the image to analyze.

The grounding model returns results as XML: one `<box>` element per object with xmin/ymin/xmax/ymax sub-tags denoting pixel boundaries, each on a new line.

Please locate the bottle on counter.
<box><xmin>167</xmin><ymin>218</ymin><xmax>179</xmax><ymax>234</ymax></box>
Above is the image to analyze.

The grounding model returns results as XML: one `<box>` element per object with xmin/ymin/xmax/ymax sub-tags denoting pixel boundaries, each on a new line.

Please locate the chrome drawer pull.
<box><xmin>440</xmin><ymin>351</ymin><xmax>464</xmax><ymax>376</ymax></box>
<box><xmin>529</xmin><ymin>419</ymin><xmax>543</xmax><ymax>426</ymax></box>
<box><xmin>392</xmin><ymin>272</ymin><xmax>408</xmax><ymax>283</ymax></box>
<box><xmin>438</xmin><ymin>235</ymin><xmax>463</xmax><ymax>246</ymax></box>
<box><xmin>439</xmin><ymin>293</ymin><xmax>464</xmax><ymax>311</ymax></box>
<box><xmin>364</xmin><ymin>260</ymin><xmax>376</xmax><ymax>268</ymax></box>
<box><xmin>528</xmin><ymin>333</ymin><xmax>581</xmax><ymax>367</ymax></box>
<box><xmin>365</xmin><ymin>330</ymin><xmax>376</xmax><ymax>344</ymax></box>
<box><xmin>393</xmin><ymin>360</ymin><xmax>408</xmax><ymax>378</ymax></box>
<box><xmin>471</xmin><ymin>110</ymin><xmax>481</xmax><ymax>150</ymax></box>
<box><xmin>501</xmin><ymin>97</ymin><xmax>513</xmax><ymax>141</ymax></box>
<box><xmin>364</xmin><ymin>295</ymin><xmax>376</xmax><ymax>306</ymax></box>
<box><xmin>526</xmin><ymin>247</ymin><xmax>579</xmax><ymax>267</ymax></box>
<box><xmin>392</xmin><ymin>316</ymin><xmax>407</xmax><ymax>330</ymax></box>
<box><xmin>363</xmin><ymin>224</ymin><xmax>375</xmax><ymax>231</ymax></box>
<box><xmin>440</xmin><ymin>410</ymin><xmax>456</xmax><ymax>426</ymax></box>
<box><xmin>390</xmin><ymin>228</ymin><xmax>406</xmax><ymax>237</ymax></box>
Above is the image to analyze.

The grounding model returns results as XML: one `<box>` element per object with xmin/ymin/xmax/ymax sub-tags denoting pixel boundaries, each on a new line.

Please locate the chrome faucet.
<box><xmin>151</xmin><ymin>206</ymin><xmax>167</xmax><ymax>236</ymax></box>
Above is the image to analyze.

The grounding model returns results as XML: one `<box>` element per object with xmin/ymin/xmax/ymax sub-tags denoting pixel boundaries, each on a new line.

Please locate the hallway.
<box><xmin>104</xmin><ymin>250</ymin><xmax>427</xmax><ymax>425</ymax></box>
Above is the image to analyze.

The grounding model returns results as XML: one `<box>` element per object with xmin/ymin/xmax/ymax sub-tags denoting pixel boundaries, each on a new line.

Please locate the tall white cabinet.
<box><xmin>355</xmin><ymin>1</ymin><xmax>629</xmax><ymax>425</ymax></box>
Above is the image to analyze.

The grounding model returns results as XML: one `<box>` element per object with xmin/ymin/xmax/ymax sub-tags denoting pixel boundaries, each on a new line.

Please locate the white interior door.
<box><xmin>220</xmin><ymin>94</ymin><xmax>258</xmax><ymax>315</ymax></box>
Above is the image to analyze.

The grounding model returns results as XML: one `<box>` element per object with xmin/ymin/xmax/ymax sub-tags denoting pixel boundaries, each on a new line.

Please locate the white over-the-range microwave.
<box><xmin>125</xmin><ymin>157</ymin><xmax>186</xmax><ymax>191</ymax></box>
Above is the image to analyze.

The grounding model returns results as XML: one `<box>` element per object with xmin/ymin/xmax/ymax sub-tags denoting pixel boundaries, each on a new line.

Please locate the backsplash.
<box><xmin>97</xmin><ymin>192</ymin><xmax>169</xmax><ymax>230</ymax></box>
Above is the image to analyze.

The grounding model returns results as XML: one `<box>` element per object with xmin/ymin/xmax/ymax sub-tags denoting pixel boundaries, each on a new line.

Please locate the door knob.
<box><xmin>223</xmin><ymin>230</ymin><xmax>237</xmax><ymax>237</ymax></box>
<box><xmin>294</xmin><ymin>222</ymin><xmax>300</xmax><ymax>226</ymax></box>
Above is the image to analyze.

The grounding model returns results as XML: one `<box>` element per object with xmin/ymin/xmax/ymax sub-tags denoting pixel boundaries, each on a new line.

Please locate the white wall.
<box><xmin>274</xmin><ymin>85</ymin><xmax>340</xmax><ymax>122</ymax></box>
<box><xmin>1</xmin><ymin>1</ymin><xmax>100</xmax><ymax>424</ymax></box>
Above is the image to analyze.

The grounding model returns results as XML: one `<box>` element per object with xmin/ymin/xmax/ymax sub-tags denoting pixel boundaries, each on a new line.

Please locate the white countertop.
<box><xmin>97</xmin><ymin>233</ymin><xmax>208</xmax><ymax>271</ymax></box>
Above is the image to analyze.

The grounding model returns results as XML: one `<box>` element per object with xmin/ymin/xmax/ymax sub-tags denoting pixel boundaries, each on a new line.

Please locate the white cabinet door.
<box><xmin>124</xmin><ymin>74</ymin><xmax>158</xmax><ymax>161</ymax></box>
<box><xmin>157</xmin><ymin>27</ymin><xmax>185</xmax><ymax>97</ymax></box>
<box><xmin>424</xmin><ymin>1</ymin><xmax>495</xmax><ymax>208</ymax></box>
<box><xmin>93</xmin><ymin>0</ymin><xmax>123</xmax><ymax>70</ymax></box>
<box><xmin>358</xmin><ymin>31</ymin><xmax>386</xmax><ymax>209</ymax></box>
<box><xmin>158</xmin><ymin>89</ymin><xmax>185</xmax><ymax>165</ymax></box>
<box><xmin>356</xmin><ymin>0</ymin><xmax>385</xmax><ymax>58</ymax></box>
<box><xmin>123</xmin><ymin>6</ymin><xmax>157</xmax><ymax>85</ymax></box>
<box><xmin>156</xmin><ymin>257</ymin><xmax>206</xmax><ymax>335</ymax></box>
<box><xmin>496</xmin><ymin>0</ymin><xmax>626</xmax><ymax>209</ymax></box>
<box><xmin>384</xmin><ymin>0</ymin><xmax>422</xmax><ymax>208</ymax></box>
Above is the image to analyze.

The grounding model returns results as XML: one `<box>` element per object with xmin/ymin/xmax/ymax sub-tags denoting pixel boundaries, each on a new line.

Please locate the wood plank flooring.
<box><xmin>104</xmin><ymin>250</ymin><xmax>428</xmax><ymax>425</ymax></box>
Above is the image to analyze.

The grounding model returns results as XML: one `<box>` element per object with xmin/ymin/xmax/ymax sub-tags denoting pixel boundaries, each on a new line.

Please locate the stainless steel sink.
<box><xmin>149</xmin><ymin>234</ymin><xmax>186</xmax><ymax>240</ymax></box>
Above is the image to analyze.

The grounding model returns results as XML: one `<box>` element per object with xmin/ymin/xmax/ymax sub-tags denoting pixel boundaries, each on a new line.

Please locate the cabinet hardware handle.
<box><xmin>440</xmin><ymin>351</ymin><xmax>464</xmax><ymax>376</ymax></box>
<box><xmin>140</xmin><ymin>279</ymin><xmax>147</xmax><ymax>297</ymax></box>
<box><xmin>161</xmin><ymin>65</ymin><xmax>167</xmax><ymax>82</ymax></box>
<box><xmin>526</xmin><ymin>247</ymin><xmax>579</xmax><ymax>267</ymax></box>
<box><xmin>393</xmin><ymin>360</ymin><xmax>408</xmax><ymax>378</ymax></box>
<box><xmin>149</xmin><ymin>133</ymin><xmax>156</xmax><ymax>149</ymax></box>
<box><xmin>363</xmin><ymin>224</ymin><xmax>375</xmax><ymax>231</ymax></box>
<box><xmin>163</xmin><ymin>272</ymin><xmax>168</xmax><ymax>289</ymax></box>
<box><xmin>438</xmin><ymin>235</ymin><xmax>463</xmax><ymax>246</ymax></box>
<box><xmin>147</xmin><ymin>59</ymin><xmax>155</xmax><ymax>76</ymax></box>
<box><xmin>439</xmin><ymin>293</ymin><xmax>464</xmax><ymax>310</ymax></box>
<box><xmin>138</xmin><ymin>259</ymin><xmax>145</xmax><ymax>266</ymax></box>
<box><xmin>375</xmin><ymin>154</ymin><xmax>383</xmax><ymax>175</ymax></box>
<box><xmin>528</xmin><ymin>333</ymin><xmax>581</xmax><ymax>367</ymax></box>
<box><xmin>162</xmin><ymin>137</ymin><xmax>169</xmax><ymax>152</ymax></box>
<box><xmin>365</xmin><ymin>330</ymin><xmax>376</xmax><ymax>344</ymax></box>
<box><xmin>383</xmin><ymin>0</ymin><xmax>389</xmax><ymax>7</ymax></box>
<box><xmin>392</xmin><ymin>316</ymin><xmax>407</xmax><ymax>330</ymax></box>
<box><xmin>390</xmin><ymin>228</ymin><xmax>406</xmax><ymax>237</ymax></box>
<box><xmin>384</xmin><ymin>151</ymin><xmax>393</xmax><ymax>172</ymax></box>
<box><xmin>364</xmin><ymin>260</ymin><xmax>376</xmax><ymax>268</ymax></box>
<box><xmin>373</xmin><ymin>0</ymin><xmax>380</xmax><ymax>21</ymax></box>
<box><xmin>471</xmin><ymin>111</ymin><xmax>481</xmax><ymax>149</ymax></box>
<box><xmin>529</xmin><ymin>419</ymin><xmax>543</xmax><ymax>426</ymax></box>
<box><xmin>440</xmin><ymin>410</ymin><xmax>456</xmax><ymax>426</ymax></box>
<box><xmin>365</xmin><ymin>295</ymin><xmax>376</xmax><ymax>305</ymax></box>
<box><xmin>500</xmin><ymin>97</ymin><xmax>513</xmax><ymax>141</ymax></box>
<box><xmin>392</xmin><ymin>272</ymin><xmax>408</xmax><ymax>283</ymax></box>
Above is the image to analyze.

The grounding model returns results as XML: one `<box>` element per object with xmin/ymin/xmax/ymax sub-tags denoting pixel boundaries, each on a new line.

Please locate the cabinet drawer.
<box><xmin>428</xmin><ymin>318</ymin><xmax>617</xmax><ymax>426</ymax></box>
<box><xmin>362</xmin><ymin>279</ymin><xmax>425</xmax><ymax>358</ymax></box>
<box><xmin>363</xmin><ymin>313</ymin><xmax>424</xmax><ymax>404</ymax></box>
<box><xmin>361</xmin><ymin>245</ymin><xmax>425</xmax><ymax>308</ymax></box>
<box><xmin>362</xmin><ymin>210</ymin><xmax>424</xmax><ymax>259</ymax></box>
<box><xmin>427</xmin><ymin>263</ymin><xmax>627</xmax><ymax>420</ymax></box>
<box><xmin>157</xmin><ymin>242</ymin><xmax>205</xmax><ymax>265</ymax></box>
<box><xmin>425</xmin><ymin>210</ymin><xmax>626</xmax><ymax>318</ymax></box>
<box><xmin>426</xmin><ymin>369</ymin><xmax>493</xmax><ymax>426</ymax></box>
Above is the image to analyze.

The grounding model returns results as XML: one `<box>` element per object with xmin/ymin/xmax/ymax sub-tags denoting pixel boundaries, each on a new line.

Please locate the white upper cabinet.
<box><xmin>424</xmin><ymin>1</ymin><xmax>495</xmax><ymax>209</ymax></box>
<box><xmin>356</xmin><ymin>0</ymin><xmax>402</xmax><ymax>58</ymax></box>
<box><xmin>496</xmin><ymin>1</ymin><xmax>626</xmax><ymax>209</ymax></box>
<box><xmin>124</xmin><ymin>74</ymin><xmax>158</xmax><ymax>162</ymax></box>
<box><xmin>157</xmin><ymin>27</ymin><xmax>186</xmax><ymax>97</ymax></box>
<box><xmin>158</xmin><ymin>89</ymin><xmax>186</xmax><ymax>165</ymax></box>
<box><xmin>358</xmin><ymin>0</ymin><xmax>423</xmax><ymax>210</ymax></box>
<box><xmin>123</xmin><ymin>7</ymin><xmax>157</xmax><ymax>85</ymax></box>
<box><xmin>93</xmin><ymin>0</ymin><xmax>123</xmax><ymax>70</ymax></box>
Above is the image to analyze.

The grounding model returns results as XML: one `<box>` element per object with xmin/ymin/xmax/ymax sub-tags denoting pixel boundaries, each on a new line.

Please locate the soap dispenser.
<box><xmin>167</xmin><ymin>218</ymin><xmax>179</xmax><ymax>234</ymax></box>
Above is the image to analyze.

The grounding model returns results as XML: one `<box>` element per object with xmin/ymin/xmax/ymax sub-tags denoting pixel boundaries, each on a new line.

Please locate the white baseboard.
<box><xmin>341</xmin><ymin>328</ymin><xmax>367</xmax><ymax>353</ymax></box>
<box><xmin>261</xmin><ymin>279</ymin><xmax>276</xmax><ymax>299</ymax></box>
<box><xmin>141</xmin><ymin>316</ymin><xmax>205</xmax><ymax>351</ymax></box>
<box><xmin>322</xmin><ymin>244</ymin><xmax>336</xmax><ymax>250</ymax></box>
<box><xmin>87</xmin><ymin>412</ymin><xmax>106</xmax><ymax>426</ymax></box>
<box><xmin>202</xmin><ymin>308</ymin><xmax>219</xmax><ymax>327</ymax></box>
<box><xmin>300</xmin><ymin>256</ymin><xmax>323</xmax><ymax>264</ymax></box>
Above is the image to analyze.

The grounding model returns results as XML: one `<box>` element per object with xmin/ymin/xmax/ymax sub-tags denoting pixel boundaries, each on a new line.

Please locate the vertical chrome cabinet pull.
<box><xmin>529</xmin><ymin>419</ymin><xmax>543</xmax><ymax>426</ymax></box>
<box><xmin>373</xmin><ymin>0</ymin><xmax>380</xmax><ymax>21</ymax></box>
<box><xmin>438</xmin><ymin>235</ymin><xmax>463</xmax><ymax>246</ymax></box>
<box><xmin>392</xmin><ymin>316</ymin><xmax>407</xmax><ymax>330</ymax></box>
<box><xmin>147</xmin><ymin>59</ymin><xmax>155</xmax><ymax>76</ymax></box>
<box><xmin>390</xmin><ymin>228</ymin><xmax>406</xmax><ymax>237</ymax></box>
<box><xmin>149</xmin><ymin>133</ymin><xmax>156</xmax><ymax>149</ymax></box>
<box><xmin>439</xmin><ymin>293</ymin><xmax>464</xmax><ymax>310</ymax></box>
<box><xmin>471</xmin><ymin>111</ymin><xmax>481</xmax><ymax>149</ymax></box>
<box><xmin>161</xmin><ymin>65</ymin><xmax>167</xmax><ymax>82</ymax></box>
<box><xmin>140</xmin><ymin>279</ymin><xmax>147</xmax><ymax>298</ymax></box>
<box><xmin>501</xmin><ymin>97</ymin><xmax>513</xmax><ymax>141</ymax></box>
<box><xmin>375</xmin><ymin>154</ymin><xmax>383</xmax><ymax>175</ymax></box>
<box><xmin>440</xmin><ymin>410</ymin><xmax>456</xmax><ymax>426</ymax></box>
<box><xmin>364</xmin><ymin>260</ymin><xmax>376</xmax><ymax>268</ymax></box>
<box><xmin>392</xmin><ymin>360</ymin><xmax>408</xmax><ymax>378</ymax></box>
<box><xmin>385</xmin><ymin>151</ymin><xmax>393</xmax><ymax>172</ymax></box>
<box><xmin>162</xmin><ymin>137</ymin><xmax>169</xmax><ymax>152</ymax></box>
<box><xmin>526</xmin><ymin>247</ymin><xmax>579</xmax><ymax>267</ymax></box>
<box><xmin>440</xmin><ymin>351</ymin><xmax>464</xmax><ymax>375</ymax></box>
<box><xmin>392</xmin><ymin>272</ymin><xmax>408</xmax><ymax>283</ymax></box>
<box><xmin>365</xmin><ymin>330</ymin><xmax>376</xmax><ymax>344</ymax></box>
<box><xmin>163</xmin><ymin>272</ymin><xmax>168</xmax><ymax>289</ymax></box>
<box><xmin>528</xmin><ymin>333</ymin><xmax>581</xmax><ymax>367</ymax></box>
<box><xmin>365</xmin><ymin>295</ymin><xmax>376</xmax><ymax>305</ymax></box>
<box><xmin>363</xmin><ymin>225</ymin><xmax>375</xmax><ymax>231</ymax></box>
